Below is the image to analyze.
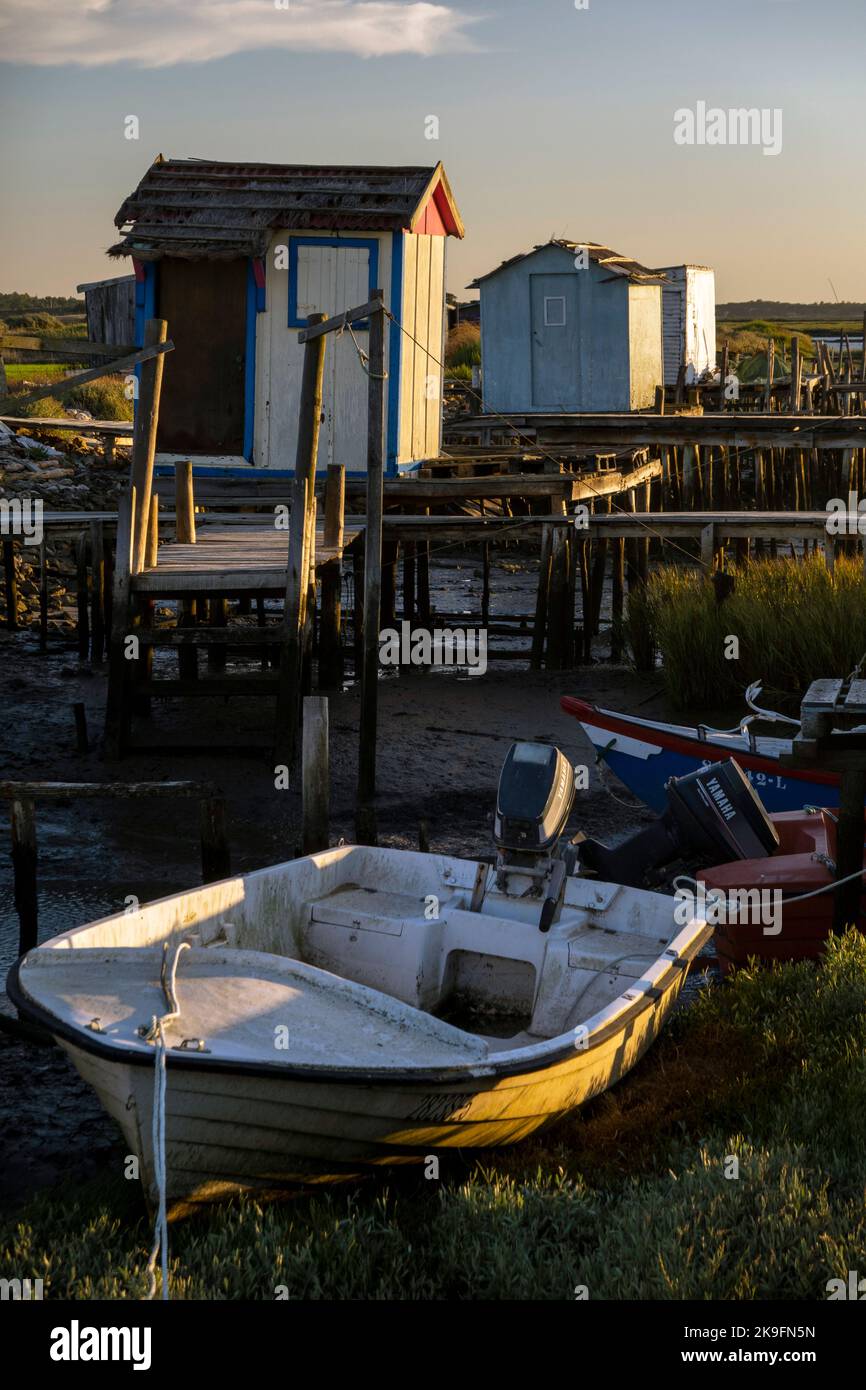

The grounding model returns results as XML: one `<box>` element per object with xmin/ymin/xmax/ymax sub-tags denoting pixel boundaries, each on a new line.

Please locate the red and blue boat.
<box><xmin>561</xmin><ymin>685</ymin><xmax>839</xmax><ymax>815</ymax></box>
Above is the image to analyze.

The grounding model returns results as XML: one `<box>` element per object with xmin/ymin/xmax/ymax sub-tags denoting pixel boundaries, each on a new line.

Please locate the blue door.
<box><xmin>530</xmin><ymin>273</ymin><xmax>580</xmax><ymax>409</ymax></box>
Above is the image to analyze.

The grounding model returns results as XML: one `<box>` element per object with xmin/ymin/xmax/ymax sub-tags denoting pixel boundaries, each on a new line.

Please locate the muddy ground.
<box><xmin>0</xmin><ymin>551</ymin><xmax>683</xmax><ymax>1211</ymax></box>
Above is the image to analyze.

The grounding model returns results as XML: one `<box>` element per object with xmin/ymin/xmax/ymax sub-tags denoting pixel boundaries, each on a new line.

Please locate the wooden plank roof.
<box><xmin>110</xmin><ymin>156</ymin><xmax>464</xmax><ymax>260</ymax></box>
<box><xmin>468</xmin><ymin>239</ymin><xmax>667</xmax><ymax>288</ymax></box>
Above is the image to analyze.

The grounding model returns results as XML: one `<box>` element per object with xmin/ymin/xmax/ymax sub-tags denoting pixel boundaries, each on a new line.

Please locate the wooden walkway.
<box><xmin>131</xmin><ymin>521</ymin><xmax>359</xmax><ymax>596</ymax></box>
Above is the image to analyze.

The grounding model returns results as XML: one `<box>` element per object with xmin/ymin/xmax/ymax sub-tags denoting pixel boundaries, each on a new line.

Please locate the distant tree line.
<box><xmin>0</xmin><ymin>291</ymin><xmax>84</xmax><ymax>314</ymax></box>
<box><xmin>718</xmin><ymin>300</ymin><xmax>866</xmax><ymax>321</ymax></box>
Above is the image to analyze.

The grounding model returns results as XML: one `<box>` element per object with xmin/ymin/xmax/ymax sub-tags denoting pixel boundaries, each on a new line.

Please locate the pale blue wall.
<box><xmin>479</xmin><ymin>243</ymin><xmax>640</xmax><ymax>412</ymax></box>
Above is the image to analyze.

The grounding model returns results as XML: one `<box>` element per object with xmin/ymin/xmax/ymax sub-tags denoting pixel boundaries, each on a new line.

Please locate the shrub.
<box><xmin>628</xmin><ymin>554</ymin><xmax>866</xmax><ymax>712</ymax></box>
<box><xmin>63</xmin><ymin>376</ymin><xmax>132</xmax><ymax>421</ymax></box>
<box><xmin>446</xmin><ymin>322</ymin><xmax>481</xmax><ymax>369</ymax></box>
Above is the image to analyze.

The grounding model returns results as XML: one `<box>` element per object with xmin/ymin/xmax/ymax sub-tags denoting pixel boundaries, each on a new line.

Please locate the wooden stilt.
<box><xmin>11</xmin><ymin>796</ymin><xmax>37</xmax><ymax>955</ymax></box>
<box><xmin>3</xmin><ymin>539</ymin><xmax>18</xmax><ymax>631</ymax></box>
<box><xmin>319</xmin><ymin>463</ymin><xmax>345</xmax><ymax>692</ymax></box>
<box><xmin>357</xmin><ymin>291</ymin><xmax>386</xmax><ymax>845</ymax></box>
<box><xmin>199</xmin><ymin>796</ymin><xmax>231</xmax><ymax>884</ymax></box>
<box><xmin>104</xmin><ymin>486</ymin><xmax>137</xmax><ymax>759</ymax></box>
<box><xmin>90</xmin><ymin>519</ymin><xmax>105</xmax><ymax>663</ymax></box>
<box><xmin>76</xmin><ymin>533</ymin><xmax>90</xmax><ymax>661</ymax></box>
<box><xmin>274</xmin><ymin>476</ymin><xmax>313</xmax><ymax>770</ymax></box>
<box><xmin>175</xmin><ymin>462</ymin><xmax>198</xmax><ymax>681</ymax></box>
<box><xmin>129</xmin><ymin>318</ymin><xmax>168</xmax><ymax>576</ymax></box>
<box><xmin>530</xmin><ymin>525</ymin><xmax>552</xmax><ymax>670</ymax></box>
<box><xmin>302</xmin><ymin>695</ymin><xmax>329</xmax><ymax>854</ymax></box>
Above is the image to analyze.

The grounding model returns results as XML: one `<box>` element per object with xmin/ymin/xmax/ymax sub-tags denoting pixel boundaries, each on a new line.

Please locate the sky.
<box><xmin>1</xmin><ymin>0</ymin><xmax>864</xmax><ymax>303</ymax></box>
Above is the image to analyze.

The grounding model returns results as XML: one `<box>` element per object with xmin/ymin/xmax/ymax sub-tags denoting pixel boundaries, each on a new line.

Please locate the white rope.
<box><xmin>145</xmin><ymin>1020</ymin><xmax>169</xmax><ymax>1301</ymax></box>
<box><xmin>674</xmin><ymin>865</ymin><xmax>866</xmax><ymax>908</ymax></box>
<box><xmin>345</xmin><ymin>320</ymin><xmax>388</xmax><ymax>380</ymax></box>
<box><xmin>142</xmin><ymin>939</ymin><xmax>190</xmax><ymax>1301</ymax></box>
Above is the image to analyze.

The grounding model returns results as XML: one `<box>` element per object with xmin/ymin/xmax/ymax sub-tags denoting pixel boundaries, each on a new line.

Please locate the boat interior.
<box><xmin>17</xmin><ymin>846</ymin><xmax>701</xmax><ymax>1069</ymax></box>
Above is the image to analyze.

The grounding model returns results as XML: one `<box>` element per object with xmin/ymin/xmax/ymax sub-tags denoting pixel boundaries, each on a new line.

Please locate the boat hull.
<box><xmin>561</xmin><ymin>695</ymin><xmax>838</xmax><ymax>814</ymax></box>
<box><xmin>700</xmin><ymin>808</ymin><xmax>866</xmax><ymax>974</ymax></box>
<box><xmin>58</xmin><ymin>953</ymin><xmax>692</xmax><ymax>1214</ymax></box>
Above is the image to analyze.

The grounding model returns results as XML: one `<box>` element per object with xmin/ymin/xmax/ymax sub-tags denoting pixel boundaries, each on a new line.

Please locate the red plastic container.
<box><xmin>699</xmin><ymin>809</ymin><xmax>866</xmax><ymax>974</ymax></box>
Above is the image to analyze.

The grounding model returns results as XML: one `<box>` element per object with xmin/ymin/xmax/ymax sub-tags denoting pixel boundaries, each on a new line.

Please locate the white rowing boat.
<box><xmin>8</xmin><ymin>743</ymin><xmax>711</xmax><ymax>1214</ymax></box>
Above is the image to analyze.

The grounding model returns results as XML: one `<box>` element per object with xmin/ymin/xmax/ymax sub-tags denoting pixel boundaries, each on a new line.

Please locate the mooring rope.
<box><xmin>145</xmin><ymin>1019</ymin><xmax>170</xmax><ymax>1301</ymax></box>
<box><xmin>143</xmin><ymin>939</ymin><xmax>191</xmax><ymax>1301</ymax></box>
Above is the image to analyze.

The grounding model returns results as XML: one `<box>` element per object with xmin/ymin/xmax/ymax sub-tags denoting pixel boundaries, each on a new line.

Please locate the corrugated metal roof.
<box><xmin>110</xmin><ymin>156</ymin><xmax>463</xmax><ymax>260</ymax></box>
<box><xmin>468</xmin><ymin>239</ymin><xmax>667</xmax><ymax>288</ymax></box>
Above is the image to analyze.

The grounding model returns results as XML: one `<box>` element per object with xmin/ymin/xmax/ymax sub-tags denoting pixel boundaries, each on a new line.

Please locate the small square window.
<box><xmin>544</xmin><ymin>296</ymin><xmax>566</xmax><ymax>327</ymax></box>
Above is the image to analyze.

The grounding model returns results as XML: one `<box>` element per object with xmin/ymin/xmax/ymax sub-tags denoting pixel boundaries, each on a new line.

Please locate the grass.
<box><xmin>2</xmin><ymin>934</ymin><xmax>866</xmax><ymax>1300</ymax></box>
<box><xmin>627</xmin><ymin>553</ymin><xmax>866</xmax><ymax>712</ymax></box>
<box><xmin>10</xmin><ymin>374</ymin><xmax>133</xmax><ymax>423</ymax></box>
<box><xmin>3</xmin><ymin>363</ymin><xmax>74</xmax><ymax>386</ymax></box>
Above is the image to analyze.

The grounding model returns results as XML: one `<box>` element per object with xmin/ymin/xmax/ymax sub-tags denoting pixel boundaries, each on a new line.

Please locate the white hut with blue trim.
<box><xmin>110</xmin><ymin>156</ymin><xmax>464</xmax><ymax>474</ymax></box>
<box><xmin>469</xmin><ymin>240</ymin><xmax>665</xmax><ymax>414</ymax></box>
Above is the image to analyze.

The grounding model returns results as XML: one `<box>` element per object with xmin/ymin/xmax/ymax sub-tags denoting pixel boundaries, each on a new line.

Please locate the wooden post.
<box><xmin>611</xmin><ymin>535</ymin><xmax>625</xmax><ymax>661</ymax></box>
<box><xmin>3</xmin><ymin>540</ymin><xmax>17</xmax><ymax>631</ymax></box>
<box><xmin>76</xmin><ymin>533</ymin><xmax>90</xmax><ymax>661</ymax></box>
<box><xmin>638</xmin><ymin>480</ymin><xmax>650</xmax><ymax>584</ymax></box>
<box><xmin>530</xmin><ymin>525</ymin><xmax>553</xmax><ymax>670</ymax></box>
<box><xmin>834</xmin><ymin>769</ymin><xmax>865</xmax><ymax>933</ymax></box>
<box><xmin>352</xmin><ymin>545</ymin><xmax>364</xmax><ymax>677</ymax></box>
<box><xmin>319</xmin><ymin>464</ymin><xmax>345</xmax><ymax>692</ymax></box>
<box><xmin>357</xmin><ymin>290</ymin><xmax>386</xmax><ymax>844</ymax></box>
<box><xmin>790</xmin><ymin>335</ymin><xmax>801</xmax><ymax>414</ymax></box>
<box><xmin>208</xmin><ymin>598</ymin><xmax>228</xmax><ymax>672</ymax></box>
<box><xmin>199</xmin><ymin>797</ymin><xmax>231</xmax><ymax>884</ymax></box>
<box><xmin>104</xmin><ymin>486</ymin><xmax>137</xmax><ymax>758</ymax></box>
<box><xmin>295</xmin><ymin>313</ymin><xmax>328</xmax><ymax>487</ymax></box>
<box><xmin>719</xmin><ymin>342</ymin><xmax>729</xmax><ymax>411</ymax></box>
<box><xmin>590</xmin><ymin>496</ymin><xmax>610</xmax><ymax>634</ymax></box>
<box><xmin>403</xmin><ymin>540</ymin><xmax>417</xmax><ymax>623</ymax></box>
<box><xmin>302</xmin><ymin>695</ymin><xmax>329</xmax><ymax>855</ymax></box>
<box><xmin>417</xmin><ymin>508</ymin><xmax>431</xmax><ymax>625</ymax></box>
<box><xmin>764</xmin><ymin>337</ymin><xmax>775</xmax><ymax>413</ymax></box>
<box><xmin>545</xmin><ymin>526</ymin><xmax>570</xmax><ymax>670</ymax></box>
<box><xmin>11</xmin><ymin>797</ymin><xmax>37</xmax><ymax>955</ymax></box>
<box><xmin>175</xmin><ymin>461</ymin><xmax>197</xmax><ymax>681</ymax></box>
<box><xmin>90</xmin><ymin>519</ymin><xmax>105</xmax><ymax>663</ymax></box>
<box><xmin>38</xmin><ymin>539</ymin><xmax>48</xmax><ymax>652</ymax></box>
<box><xmin>175</xmin><ymin>461</ymin><xmax>196</xmax><ymax>545</ymax></box>
<box><xmin>275</xmin><ymin>476</ymin><xmax>313</xmax><ymax>769</ymax></box>
<box><xmin>481</xmin><ymin>541</ymin><xmax>491</xmax><ymax>628</ymax></box>
<box><xmin>130</xmin><ymin>318</ymin><xmax>168</xmax><ymax>576</ymax></box>
<box><xmin>73</xmin><ymin>702</ymin><xmax>89</xmax><ymax>754</ymax></box>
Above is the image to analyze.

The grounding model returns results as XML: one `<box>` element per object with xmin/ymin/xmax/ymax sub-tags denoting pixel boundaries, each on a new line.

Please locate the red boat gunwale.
<box><xmin>560</xmin><ymin>696</ymin><xmax>838</xmax><ymax>787</ymax></box>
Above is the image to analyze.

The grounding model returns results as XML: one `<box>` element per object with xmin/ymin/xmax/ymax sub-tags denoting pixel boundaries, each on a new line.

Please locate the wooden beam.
<box><xmin>0</xmin><ymin>335</ymin><xmax>138</xmax><ymax>357</ymax></box>
<box><xmin>297</xmin><ymin>296</ymin><xmax>386</xmax><ymax>343</ymax></box>
<box><xmin>0</xmin><ymin>338</ymin><xmax>173</xmax><ymax>414</ymax></box>
<box><xmin>295</xmin><ymin>313</ymin><xmax>327</xmax><ymax>487</ymax></box>
<box><xmin>130</xmin><ymin>319</ymin><xmax>168</xmax><ymax>575</ymax></box>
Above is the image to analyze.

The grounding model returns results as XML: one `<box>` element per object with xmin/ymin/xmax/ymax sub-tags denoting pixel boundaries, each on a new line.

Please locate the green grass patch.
<box><xmin>4</xmin><ymin>363</ymin><xmax>75</xmax><ymax>386</ymax></box>
<box><xmin>627</xmin><ymin>553</ymin><xmax>866</xmax><ymax>712</ymax></box>
<box><xmin>3</xmin><ymin>935</ymin><xmax>866</xmax><ymax>1300</ymax></box>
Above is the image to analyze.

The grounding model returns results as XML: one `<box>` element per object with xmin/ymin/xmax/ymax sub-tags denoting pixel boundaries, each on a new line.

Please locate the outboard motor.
<box><xmin>492</xmin><ymin>742</ymin><xmax>576</xmax><ymax>930</ymax></box>
<box><xmin>578</xmin><ymin>757</ymin><xmax>779</xmax><ymax>888</ymax></box>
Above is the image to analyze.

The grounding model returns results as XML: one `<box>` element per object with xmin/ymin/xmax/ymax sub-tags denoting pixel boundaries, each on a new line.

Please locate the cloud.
<box><xmin>0</xmin><ymin>0</ymin><xmax>479</xmax><ymax>68</ymax></box>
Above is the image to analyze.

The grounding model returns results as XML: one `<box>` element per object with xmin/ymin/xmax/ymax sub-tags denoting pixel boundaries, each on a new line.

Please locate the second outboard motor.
<box><xmin>578</xmin><ymin>758</ymin><xmax>779</xmax><ymax>888</ymax></box>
